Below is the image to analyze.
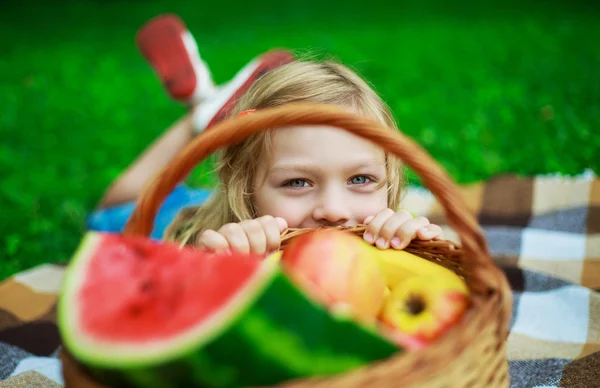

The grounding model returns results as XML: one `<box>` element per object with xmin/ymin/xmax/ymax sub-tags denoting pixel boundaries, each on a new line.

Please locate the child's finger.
<box><xmin>375</xmin><ymin>210</ymin><xmax>414</xmax><ymax>248</ymax></box>
<box><xmin>197</xmin><ymin>229</ymin><xmax>230</xmax><ymax>251</ymax></box>
<box><xmin>239</xmin><ymin>219</ymin><xmax>268</xmax><ymax>255</ymax></box>
<box><xmin>275</xmin><ymin>217</ymin><xmax>288</xmax><ymax>231</ymax></box>
<box><xmin>363</xmin><ymin>208</ymin><xmax>395</xmax><ymax>244</ymax></box>
<box><xmin>391</xmin><ymin>217</ymin><xmax>430</xmax><ymax>249</ymax></box>
<box><xmin>218</xmin><ymin>223</ymin><xmax>251</xmax><ymax>254</ymax></box>
<box><xmin>416</xmin><ymin>224</ymin><xmax>444</xmax><ymax>241</ymax></box>
<box><xmin>258</xmin><ymin>216</ymin><xmax>285</xmax><ymax>254</ymax></box>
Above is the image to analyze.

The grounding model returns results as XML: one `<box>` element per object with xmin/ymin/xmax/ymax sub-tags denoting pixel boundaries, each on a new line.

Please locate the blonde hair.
<box><xmin>164</xmin><ymin>58</ymin><xmax>405</xmax><ymax>245</ymax></box>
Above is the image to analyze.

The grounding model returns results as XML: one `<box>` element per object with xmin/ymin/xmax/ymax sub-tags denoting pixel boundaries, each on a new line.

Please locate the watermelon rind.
<box><xmin>58</xmin><ymin>232</ymin><xmax>281</xmax><ymax>367</ymax></box>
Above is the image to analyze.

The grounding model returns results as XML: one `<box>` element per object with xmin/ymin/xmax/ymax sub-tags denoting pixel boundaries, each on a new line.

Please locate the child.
<box><xmin>88</xmin><ymin>14</ymin><xmax>444</xmax><ymax>254</ymax></box>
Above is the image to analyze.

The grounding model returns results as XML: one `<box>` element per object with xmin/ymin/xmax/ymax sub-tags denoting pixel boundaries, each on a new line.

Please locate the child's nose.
<box><xmin>312</xmin><ymin>192</ymin><xmax>351</xmax><ymax>226</ymax></box>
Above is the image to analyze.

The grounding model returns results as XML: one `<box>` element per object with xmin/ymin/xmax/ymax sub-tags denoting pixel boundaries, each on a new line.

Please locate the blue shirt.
<box><xmin>86</xmin><ymin>185</ymin><xmax>213</xmax><ymax>240</ymax></box>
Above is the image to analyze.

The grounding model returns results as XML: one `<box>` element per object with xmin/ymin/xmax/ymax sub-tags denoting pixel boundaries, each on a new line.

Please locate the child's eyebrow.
<box><xmin>268</xmin><ymin>164</ymin><xmax>316</xmax><ymax>175</ymax></box>
<box><xmin>347</xmin><ymin>159</ymin><xmax>387</xmax><ymax>170</ymax></box>
<box><xmin>268</xmin><ymin>158</ymin><xmax>385</xmax><ymax>175</ymax></box>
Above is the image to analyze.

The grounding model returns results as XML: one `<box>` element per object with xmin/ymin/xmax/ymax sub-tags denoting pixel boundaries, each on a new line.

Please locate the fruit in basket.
<box><xmin>379</xmin><ymin>275</ymin><xmax>469</xmax><ymax>350</ymax></box>
<box><xmin>368</xmin><ymin>237</ymin><xmax>470</xmax><ymax>350</ymax></box>
<box><xmin>374</xmin><ymin>248</ymin><xmax>466</xmax><ymax>289</ymax></box>
<box><xmin>280</xmin><ymin>229</ymin><xmax>388</xmax><ymax>325</ymax></box>
<box><xmin>58</xmin><ymin>232</ymin><xmax>397</xmax><ymax>388</ymax></box>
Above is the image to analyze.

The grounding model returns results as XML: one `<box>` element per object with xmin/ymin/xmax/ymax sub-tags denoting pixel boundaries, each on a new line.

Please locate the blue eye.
<box><xmin>349</xmin><ymin>176</ymin><xmax>370</xmax><ymax>185</ymax></box>
<box><xmin>285</xmin><ymin>179</ymin><xmax>308</xmax><ymax>188</ymax></box>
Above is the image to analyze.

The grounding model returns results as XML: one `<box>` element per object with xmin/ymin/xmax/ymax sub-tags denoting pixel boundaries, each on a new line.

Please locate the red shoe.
<box><xmin>136</xmin><ymin>14</ymin><xmax>214</xmax><ymax>102</ymax></box>
<box><xmin>194</xmin><ymin>49</ymin><xmax>296</xmax><ymax>133</ymax></box>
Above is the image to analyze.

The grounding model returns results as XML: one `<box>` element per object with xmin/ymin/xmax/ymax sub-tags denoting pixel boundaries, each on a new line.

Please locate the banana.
<box><xmin>374</xmin><ymin>249</ymin><xmax>468</xmax><ymax>293</ymax></box>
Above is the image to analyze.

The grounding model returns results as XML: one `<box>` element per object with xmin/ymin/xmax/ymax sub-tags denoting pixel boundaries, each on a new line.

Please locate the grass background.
<box><xmin>1</xmin><ymin>0</ymin><xmax>598</xmax><ymax>280</ymax></box>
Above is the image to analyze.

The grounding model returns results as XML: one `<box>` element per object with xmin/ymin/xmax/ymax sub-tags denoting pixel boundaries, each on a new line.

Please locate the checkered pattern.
<box><xmin>0</xmin><ymin>265</ymin><xmax>63</xmax><ymax>386</ymax></box>
<box><xmin>403</xmin><ymin>169</ymin><xmax>600</xmax><ymax>289</ymax></box>
<box><xmin>1</xmin><ymin>170</ymin><xmax>598</xmax><ymax>387</ymax></box>
<box><xmin>402</xmin><ymin>169</ymin><xmax>600</xmax><ymax>387</ymax></box>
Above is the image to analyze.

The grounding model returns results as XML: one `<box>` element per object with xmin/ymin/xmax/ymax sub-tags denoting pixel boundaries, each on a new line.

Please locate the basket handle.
<box><xmin>123</xmin><ymin>103</ymin><xmax>493</xmax><ymax>271</ymax></box>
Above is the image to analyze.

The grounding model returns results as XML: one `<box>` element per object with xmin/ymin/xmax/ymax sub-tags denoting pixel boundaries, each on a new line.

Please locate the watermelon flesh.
<box><xmin>78</xmin><ymin>233</ymin><xmax>260</xmax><ymax>343</ymax></box>
<box><xmin>59</xmin><ymin>232</ymin><xmax>398</xmax><ymax>388</ymax></box>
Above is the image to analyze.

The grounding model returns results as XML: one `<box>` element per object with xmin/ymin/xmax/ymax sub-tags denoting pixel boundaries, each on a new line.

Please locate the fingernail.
<box><xmin>363</xmin><ymin>232</ymin><xmax>374</xmax><ymax>243</ymax></box>
<box><xmin>275</xmin><ymin>217</ymin><xmax>288</xmax><ymax>231</ymax></box>
<box><xmin>419</xmin><ymin>227</ymin><xmax>435</xmax><ymax>239</ymax></box>
<box><xmin>364</xmin><ymin>216</ymin><xmax>374</xmax><ymax>224</ymax></box>
<box><xmin>376</xmin><ymin>238</ymin><xmax>388</xmax><ymax>249</ymax></box>
<box><xmin>391</xmin><ymin>237</ymin><xmax>402</xmax><ymax>248</ymax></box>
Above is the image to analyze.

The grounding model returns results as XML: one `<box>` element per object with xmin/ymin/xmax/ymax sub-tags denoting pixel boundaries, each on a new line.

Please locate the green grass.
<box><xmin>1</xmin><ymin>0</ymin><xmax>599</xmax><ymax>280</ymax></box>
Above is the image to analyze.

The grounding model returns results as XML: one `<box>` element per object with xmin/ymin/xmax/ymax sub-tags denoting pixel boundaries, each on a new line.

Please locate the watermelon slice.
<box><xmin>58</xmin><ymin>232</ymin><xmax>398</xmax><ymax>388</ymax></box>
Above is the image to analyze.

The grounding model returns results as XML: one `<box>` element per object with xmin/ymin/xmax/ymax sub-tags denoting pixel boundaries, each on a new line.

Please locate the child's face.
<box><xmin>253</xmin><ymin>125</ymin><xmax>388</xmax><ymax>228</ymax></box>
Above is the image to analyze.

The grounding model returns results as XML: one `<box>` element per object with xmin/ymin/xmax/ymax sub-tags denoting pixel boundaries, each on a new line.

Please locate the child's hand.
<box><xmin>362</xmin><ymin>208</ymin><xmax>443</xmax><ymax>250</ymax></box>
<box><xmin>196</xmin><ymin>215</ymin><xmax>288</xmax><ymax>255</ymax></box>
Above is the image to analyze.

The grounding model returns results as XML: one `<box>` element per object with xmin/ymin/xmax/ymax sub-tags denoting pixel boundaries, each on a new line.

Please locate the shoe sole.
<box><xmin>136</xmin><ymin>14</ymin><xmax>198</xmax><ymax>100</ymax></box>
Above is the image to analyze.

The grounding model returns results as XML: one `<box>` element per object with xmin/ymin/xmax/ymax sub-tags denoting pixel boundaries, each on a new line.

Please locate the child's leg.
<box><xmin>192</xmin><ymin>49</ymin><xmax>296</xmax><ymax>132</ymax></box>
<box><xmin>91</xmin><ymin>15</ymin><xmax>294</xmax><ymax>237</ymax></box>
<box><xmin>136</xmin><ymin>14</ymin><xmax>294</xmax><ymax>111</ymax></box>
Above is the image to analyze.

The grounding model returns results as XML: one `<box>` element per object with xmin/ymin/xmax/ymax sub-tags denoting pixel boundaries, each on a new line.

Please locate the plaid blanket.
<box><xmin>1</xmin><ymin>170</ymin><xmax>598</xmax><ymax>387</ymax></box>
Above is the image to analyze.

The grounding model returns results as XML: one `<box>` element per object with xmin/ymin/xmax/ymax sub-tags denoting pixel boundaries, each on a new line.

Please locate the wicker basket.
<box><xmin>60</xmin><ymin>102</ymin><xmax>513</xmax><ymax>387</ymax></box>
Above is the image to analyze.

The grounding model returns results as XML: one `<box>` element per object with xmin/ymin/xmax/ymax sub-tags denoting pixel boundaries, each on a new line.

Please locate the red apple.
<box><xmin>281</xmin><ymin>229</ymin><xmax>387</xmax><ymax>325</ymax></box>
